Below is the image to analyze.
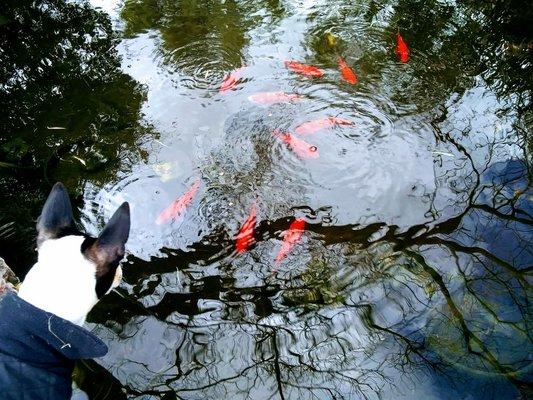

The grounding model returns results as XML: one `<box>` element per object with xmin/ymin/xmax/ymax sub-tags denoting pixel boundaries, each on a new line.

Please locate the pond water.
<box><xmin>1</xmin><ymin>0</ymin><xmax>532</xmax><ymax>399</ymax></box>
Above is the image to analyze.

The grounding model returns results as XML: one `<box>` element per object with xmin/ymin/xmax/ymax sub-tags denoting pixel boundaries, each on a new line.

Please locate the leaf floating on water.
<box><xmin>431</xmin><ymin>151</ymin><xmax>455</xmax><ymax>157</ymax></box>
<box><xmin>0</xmin><ymin>220</ymin><xmax>15</xmax><ymax>240</ymax></box>
<box><xmin>153</xmin><ymin>139</ymin><xmax>170</xmax><ymax>148</ymax></box>
<box><xmin>325</xmin><ymin>31</ymin><xmax>337</xmax><ymax>47</ymax></box>
<box><xmin>152</xmin><ymin>162</ymin><xmax>175</xmax><ymax>182</ymax></box>
<box><xmin>71</xmin><ymin>155</ymin><xmax>87</xmax><ymax>166</ymax></box>
<box><xmin>0</xmin><ymin>161</ymin><xmax>18</xmax><ymax>169</ymax></box>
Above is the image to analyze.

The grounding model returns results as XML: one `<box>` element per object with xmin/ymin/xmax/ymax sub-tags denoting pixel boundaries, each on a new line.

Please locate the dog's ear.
<box><xmin>37</xmin><ymin>182</ymin><xmax>77</xmax><ymax>246</ymax></box>
<box><xmin>84</xmin><ymin>202</ymin><xmax>130</xmax><ymax>298</ymax></box>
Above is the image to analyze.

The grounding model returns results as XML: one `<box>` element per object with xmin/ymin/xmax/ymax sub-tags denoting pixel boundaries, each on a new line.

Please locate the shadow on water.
<box><xmin>0</xmin><ymin>0</ymin><xmax>152</xmax><ymax>272</ymax></box>
<box><xmin>0</xmin><ymin>0</ymin><xmax>532</xmax><ymax>399</ymax></box>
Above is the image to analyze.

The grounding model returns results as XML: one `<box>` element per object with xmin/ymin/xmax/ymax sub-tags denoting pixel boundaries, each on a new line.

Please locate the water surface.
<box><xmin>0</xmin><ymin>0</ymin><xmax>532</xmax><ymax>398</ymax></box>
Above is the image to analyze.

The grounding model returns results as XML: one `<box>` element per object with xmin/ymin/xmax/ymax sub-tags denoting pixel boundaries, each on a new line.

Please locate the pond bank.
<box><xmin>0</xmin><ymin>257</ymin><xmax>19</xmax><ymax>295</ymax></box>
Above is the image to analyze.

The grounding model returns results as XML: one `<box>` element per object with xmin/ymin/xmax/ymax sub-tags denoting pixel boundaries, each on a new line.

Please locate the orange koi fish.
<box><xmin>220</xmin><ymin>66</ymin><xmax>246</xmax><ymax>93</ymax></box>
<box><xmin>156</xmin><ymin>179</ymin><xmax>201</xmax><ymax>225</ymax></box>
<box><xmin>273</xmin><ymin>130</ymin><xmax>319</xmax><ymax>159</ymax></box>
<box><xmin>248</xmin><ymin>91</ymin><xmax>300</xmax><ymax>104</ymax></box>
<box><xmin>396</xmin><ymin>33</ymin><xmax>409</xmax><ymax>63</ymax></box>
<box><xmin>235</xmin><ymin>203</ymin><xmax>257</xmax><ymax>253</ymax></box>
<box><xmin>337</xmin><ymin>57</ymin><xmax>358</xmax><ymax>84</ymax></box>
<box><xmin>275</xmin><ymin>218</ymin><xmax>306</xmax><ymax>264</ymax></box>
<box><xmin>295</xmin><ymin>117</ymin><xmax>355</xmax><ymax>135</ymax></box>
<box><xmin>285</xmin><ymin>60</ymin><xmax>324</xmax><ymax>78</ymax></box>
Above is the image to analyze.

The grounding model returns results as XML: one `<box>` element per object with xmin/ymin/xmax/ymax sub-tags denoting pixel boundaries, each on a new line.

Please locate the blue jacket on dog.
<box><xmin>0</xmin><ymin>292</ymin><xmax>108</xmax><ymax>399</ymax></box>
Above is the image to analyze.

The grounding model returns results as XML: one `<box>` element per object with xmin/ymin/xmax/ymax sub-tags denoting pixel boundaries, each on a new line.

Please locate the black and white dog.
<box><xmin>0</xmin><ymin>182</ymin><xmax>130</xmax><ymax>399</ymax></box>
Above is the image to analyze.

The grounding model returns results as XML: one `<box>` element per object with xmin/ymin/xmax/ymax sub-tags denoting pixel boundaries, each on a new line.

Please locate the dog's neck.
<box><xmin>18</xmin><ymin>236</ymin><xmax>99</xmax><ymax>326</ymax></box>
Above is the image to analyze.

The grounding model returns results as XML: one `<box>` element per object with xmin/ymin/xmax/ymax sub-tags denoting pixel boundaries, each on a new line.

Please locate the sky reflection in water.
<box><xmin>1</xmin><ymin>0</ymin><xmax>532</xmax><ymax>398</ymax></box>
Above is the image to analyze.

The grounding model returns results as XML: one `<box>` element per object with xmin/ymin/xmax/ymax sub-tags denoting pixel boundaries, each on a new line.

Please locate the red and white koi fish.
<box><xmin>220</xmin><ymin>66</ymin><xmax>246</xmax><ymax>93</ymax></box>
<box><xmin>295</xmin><ymin>117</ymin><xmax>355</xmax><ymax>135</ymax></box>
<box><xmin>248</xmin><ymin>91</ymin><xmax>301</xmax><ymax>104</ymax></box>
<box><xmin>396</xmin><ymin>33</ymin><xmax>409</xmax><ymax>63</ymax></box>
<box><xmin>273</xmin><ymin>130</ymin><xmax>319</xmax><ymax>159</ymax></box>
<box><xmin>337</xmin><ymin>57</ymin><xmax>358</xmax><ymax>84</ymax></box>
<box><xmin>156</xmin><ymin>179</ymin><xmax>201</xmax><ymax>225</ymax></box>
<box><xmin>284</xmin><ymin>60</ymin><xmax>324</xmax><ymax>78</ymax></box>
<box><xmin>275</xmin><ymin>218</ymin><xmax>306</xmax><ymax>264</ymax></box>
<box><xmin>235</xmin><ymin>203</ymin><xmax>257</xmax><ymax>253</ymax></box>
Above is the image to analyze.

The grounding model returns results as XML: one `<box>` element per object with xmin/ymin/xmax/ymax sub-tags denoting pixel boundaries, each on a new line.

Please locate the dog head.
<box><xmin>18</xmin><ymin>182</ymin><xmax>130</xmax><ymax>325</ymax></box>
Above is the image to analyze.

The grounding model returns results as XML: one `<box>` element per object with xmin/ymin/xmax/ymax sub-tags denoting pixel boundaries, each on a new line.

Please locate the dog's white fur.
<box><xmin>17</xmin><ymin>183</ymin><xmax>128</xmax><ymax>326</ymax></box>
<box><xmin>19</xmin><ymin>236</ymin><xmax>100</xmax><ymax>325</ymax></box>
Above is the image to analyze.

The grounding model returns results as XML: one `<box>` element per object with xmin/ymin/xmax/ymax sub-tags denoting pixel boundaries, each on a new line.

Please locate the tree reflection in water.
<box><xmin>0</xmin><ymin>0</ymin><xmax>151</xmax><ymax>271</ymax></box>
<box><xmin>88</xmin><ymin>156</ymin><xmax>531</xmax><ymax>397</ymax></box>
<box><xmin>0</xmin><ymin>0</ymin><xmax>531</xmax><ymax>398</ymax></box>
<box><xmin>84</xmin><ymin>1</ymin><xmax>531</xmax><ymax>398</ymax></box>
